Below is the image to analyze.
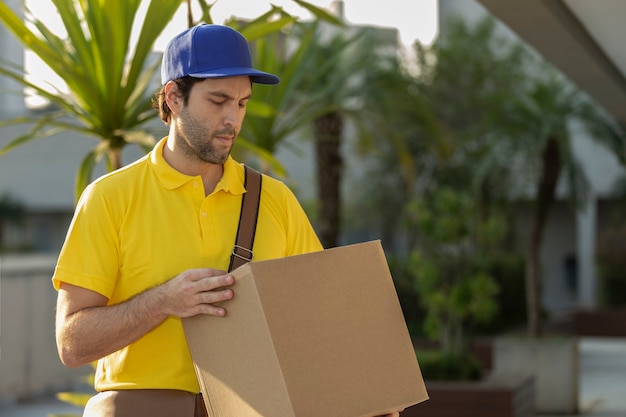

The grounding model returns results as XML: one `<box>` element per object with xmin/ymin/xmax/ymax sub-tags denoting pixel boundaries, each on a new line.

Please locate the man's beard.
<box><xmin>177</xmin><ymin>106</ymin><xmax>236</xmax><ymax>164</ymax></box>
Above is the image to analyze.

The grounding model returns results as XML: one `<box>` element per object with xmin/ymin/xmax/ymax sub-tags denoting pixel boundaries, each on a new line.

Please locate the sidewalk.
<box><xmin>0</xmin><ymin>395</ymin><xmax>82</xmax><ymax>416</ymax></box>
<box><xmin>539</xmin><ymin>337</ymin><xmax>626</xmax><ymax>417</ymax></box>
<box><xmin>2</xmin><ymin>337</ymin><xmax>626</xmax><ymax>416</ymax></box>
<box><xmin>569</xmin><ymin>337</ymin><xmax>626</xmax><ymax>417</ymax></box>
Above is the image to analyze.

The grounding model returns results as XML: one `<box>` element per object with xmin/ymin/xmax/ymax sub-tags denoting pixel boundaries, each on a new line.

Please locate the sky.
<box><xmin>157</xmin><ymin>0</ymin><xmax>439</xmax><ymax>69</ymax></box>
<box><xmin>24</xmin><ymin>0</ymin><xmax>438</xmax><ymax>105</ymax></box>
<box><xmin>191</xmin><ymin>0</ymin><xmax>437</xmax><ymax>47</ymax></box>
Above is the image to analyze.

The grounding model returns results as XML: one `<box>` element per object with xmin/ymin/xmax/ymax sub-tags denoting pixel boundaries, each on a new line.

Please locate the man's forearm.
<box><xmin>56</xmin><ymin>286</ymin><xmax>168</xmax><ymax>368</ymax></box>
<box><xmin>55</xmin><ymin>269</ymin><xmax>235</xmax><ymax>368</ymax></box>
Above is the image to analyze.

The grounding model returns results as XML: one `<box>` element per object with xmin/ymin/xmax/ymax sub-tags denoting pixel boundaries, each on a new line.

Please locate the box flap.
<box><xmin>247</xmin><ymin>241</ymin><xmax>428</xmax><ymax>416</ymax></box>
<box><xmin>183</xmin><ymin>266</ymin><xmax>294</xmax><ymax>416</ymax></box>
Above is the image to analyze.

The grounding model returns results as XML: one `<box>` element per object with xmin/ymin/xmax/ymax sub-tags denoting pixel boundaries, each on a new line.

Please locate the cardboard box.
<box><xmin>183</xmin><ymin>240</ymin><xmax>428</xmax><ymax>417</ymax></box>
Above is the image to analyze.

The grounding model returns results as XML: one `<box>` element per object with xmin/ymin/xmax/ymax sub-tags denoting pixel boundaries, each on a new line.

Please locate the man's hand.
<box><xmin>155</xmin><ymin>268</ymin><xmax>235</xmax><ymax>318</ymax></box>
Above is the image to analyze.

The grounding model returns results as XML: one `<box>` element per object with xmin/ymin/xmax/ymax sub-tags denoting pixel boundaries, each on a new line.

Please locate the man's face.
<box><xmin>174</xmin><ymin>76</ymin><xmax>252</xmax><ymax>164</ymax></box>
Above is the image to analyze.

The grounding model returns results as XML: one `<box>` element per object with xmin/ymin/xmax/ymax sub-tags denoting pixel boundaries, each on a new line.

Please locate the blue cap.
<box><xmin>161</xmin><ymin>24</ymin><xmax>280</xmax><ymax>85</ymax></box>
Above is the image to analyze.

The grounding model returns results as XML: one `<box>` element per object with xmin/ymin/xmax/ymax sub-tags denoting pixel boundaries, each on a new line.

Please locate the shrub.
<box><xmin>416</xmin><ymin>349</ymin><xmax>483</xmax><ymax>381</ymax></box>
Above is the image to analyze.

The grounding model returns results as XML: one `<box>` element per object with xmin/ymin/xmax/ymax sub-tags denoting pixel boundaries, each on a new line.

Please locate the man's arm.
<box><xmin>55</xmin><ymin>268</ymin><xmax>235</xmax><ymax>368</ymax></box>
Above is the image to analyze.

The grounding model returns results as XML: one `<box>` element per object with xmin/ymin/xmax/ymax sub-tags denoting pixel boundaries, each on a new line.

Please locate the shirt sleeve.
<box><xmin>52</xmin><ymin>182</ymin><xmax>120</xmax><ymax>298</ymax></box>
<box><xmin>282</xmin><ymin>185</ymin><xmax>324</xmax><ymax>256</ymax></box>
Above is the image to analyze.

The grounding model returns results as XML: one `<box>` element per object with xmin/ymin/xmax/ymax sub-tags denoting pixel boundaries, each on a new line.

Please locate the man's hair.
<box><xmin>152</xmin><ymin>77</ymin><xmax>204</xmax><ymax>124</ymax></box>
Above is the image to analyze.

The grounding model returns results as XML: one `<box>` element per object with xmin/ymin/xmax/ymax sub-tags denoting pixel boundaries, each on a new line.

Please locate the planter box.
<box><xmin>401</xmin><ymin>373</ymin><xmax>534</xmax><ymax>417</ymax></box>
<box><xmin>572</xmin><ymin>307</ymin><xmax>626</xmax><ymax>337</ymax></box>
<box><xmin>494</xmin><ymin>337</ymin><xmax>578</xmax><ymax>414</ymax></box>
<box><xmin>413</xmin><ymin>339</ymin><xmax>494</xmax><ymax>373</ymax></box>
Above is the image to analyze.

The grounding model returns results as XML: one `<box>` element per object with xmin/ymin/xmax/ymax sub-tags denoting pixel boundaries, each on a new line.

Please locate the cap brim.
<box><xmin>189</xmin><ymin>67</ymin><xmax>280</xmax><ymax>85</ymax></box>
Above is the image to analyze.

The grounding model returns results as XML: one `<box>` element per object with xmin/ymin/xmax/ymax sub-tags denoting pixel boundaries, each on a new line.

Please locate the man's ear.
<box><xmin>164</xmin><ymin>81</ymin><xmax>181</xmax><ymax>114</ymax></box>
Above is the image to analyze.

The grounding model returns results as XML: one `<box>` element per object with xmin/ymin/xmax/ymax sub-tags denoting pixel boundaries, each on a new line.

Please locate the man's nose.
<box><xmin>222</xmin><ymin>103</ymin><xmax>240</xmax><ymax>126</ymax></box>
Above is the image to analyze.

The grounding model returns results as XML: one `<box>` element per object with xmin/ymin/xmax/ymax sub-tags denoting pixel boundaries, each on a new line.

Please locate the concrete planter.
<box><xmin>493</xmin><ymin>336</ymin><xmax>579</xmax><ymax>414</ymax></box>
<box><xmin>402</xmin><ymin>373</ymin><xmax>535</xmax><ymax>417</ymax></box>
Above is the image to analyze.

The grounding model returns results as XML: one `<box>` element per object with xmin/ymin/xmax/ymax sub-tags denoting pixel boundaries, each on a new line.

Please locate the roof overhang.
<box><xmin>475</xmin><ymin>0</ymin><xmax>626</xmax><ymax>128</ymax></box>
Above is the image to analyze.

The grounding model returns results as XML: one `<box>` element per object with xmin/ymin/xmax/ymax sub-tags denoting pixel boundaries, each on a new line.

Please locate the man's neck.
<box><xmin>162</xmin><ymin>136</ymin><xmax>225</xmax><ymax>196</ymax></box>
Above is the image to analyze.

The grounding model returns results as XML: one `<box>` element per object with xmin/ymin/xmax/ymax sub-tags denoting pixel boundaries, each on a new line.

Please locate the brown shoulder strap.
<box><xmin>228</xmin><ymin>165</ymin><xmax>262</xmax><ymax>272</ymax></box>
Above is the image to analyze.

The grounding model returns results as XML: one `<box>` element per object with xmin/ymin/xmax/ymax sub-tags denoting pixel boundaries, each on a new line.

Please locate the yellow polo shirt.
<box><xmin>52</xmin><ymin>137</ymin><xmax>322</xmax><ymax>393</ymax></box>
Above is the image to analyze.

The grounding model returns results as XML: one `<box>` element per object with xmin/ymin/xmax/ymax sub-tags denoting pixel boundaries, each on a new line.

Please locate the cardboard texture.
<box><xmin>183</xmin><ymin>240</ymin><xmax>428</xmax><ymax>417</ymax></box>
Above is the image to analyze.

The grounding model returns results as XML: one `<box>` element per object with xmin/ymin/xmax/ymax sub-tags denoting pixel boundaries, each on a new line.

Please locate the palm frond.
<box><xmin>0</xmin><ymin>0</ymin><xmax>185</xmax><ymax>200</ymax></box>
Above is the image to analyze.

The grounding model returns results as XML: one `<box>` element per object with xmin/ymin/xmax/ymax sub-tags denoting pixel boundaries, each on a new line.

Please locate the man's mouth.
<box><xmin>215</xmin><ymin>135</ymin><xmax>234</xmax><ymax>146</ymax></box>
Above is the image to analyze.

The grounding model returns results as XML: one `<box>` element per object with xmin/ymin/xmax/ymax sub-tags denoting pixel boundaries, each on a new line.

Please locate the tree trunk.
<box><xmin>109</xmin><ymin>147</ymin><xmax>123</xmax><ymax>171</ymax></box>
<box><xmin>186</xmin><ymin>0</ymin><xmax>193</xmax><ymax>28</ymax></box>
<box><xmin>526</xmin><ymin>136</ymin><xmax>561</xmax><ymax>337</ymax></box>
<box><xmin>314</xmin><ymin>111</ymin><xmax>343</xmax><ymax>249</ymax></box>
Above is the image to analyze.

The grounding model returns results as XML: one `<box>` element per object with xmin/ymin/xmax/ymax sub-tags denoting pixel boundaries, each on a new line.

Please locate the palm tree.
<box><xmin>238</xmin><ymin>20</ymin><xmax>371</xmax><ymax>249</ymax></box>
<box><xmin>236</xmin><ymin>13</ymin><xmax>344</xmax><ymax>176</ymax></box>
<box><xmin>0</xmin><ymin>0</ymin><xmax>335</xmax><ymax>201</ymax></box>
<box><xmin>299</xmin><ymin>28</ymin><xmax>357</xmax><ymax>248</ymax></box>
<box><xmin>290</xmin><ymin>25</ymin><xmax>425</xmax><ymax>248</ymax></box>
<box><xmin>0</xmin><ymin>0</ymin><xmax>183</xmax><ymax>200</ymax></box>
<box><xmin>238</xmin><ymin>16</ymin><xmax>444</xmax><ymax>249</ymax></box>
<box><xmin>509</xmin><ymin>70</ymin><xmax>626</xmax><ymax>336</ymax></box>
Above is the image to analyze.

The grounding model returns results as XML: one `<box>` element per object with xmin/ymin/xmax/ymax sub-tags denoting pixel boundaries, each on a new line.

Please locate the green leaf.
<box><xmin>55</xmin><ymin>391</ymin><xmax>92</xmax><ymax>407</ymax></box>
<box><xmin>292</xmin><ymin>0</ymin><xmax>344</xmax><ymax>26</ymax></box>
<box><xmin>240</xmin><ymin>16</ymin><xmax>297</xmax><ymax>40</ymax></box>
<box><xmin>235</xmin><ymin>138</ymin><xmax>287</xmax><ymax>177</ymax></box>
<box><xmin>0</xmin><ymin>124</ymin><xmax>63</xmax><ymax>156</ymax></box>
<box><xmin>246</xmin><ymin>100</ymin><xmax>277</xmax><ymax>118</ymax></box>
<box><xmin>75</xmin><ymin>149</ymin><xmax>100</xmax><ymax>200</ymax></box>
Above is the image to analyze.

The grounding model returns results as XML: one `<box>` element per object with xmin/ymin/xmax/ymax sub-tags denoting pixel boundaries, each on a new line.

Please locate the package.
<box><xmin>183</xmin><ymin>240</ymin><xmax>428</xmax><ymax>417</ymax></box>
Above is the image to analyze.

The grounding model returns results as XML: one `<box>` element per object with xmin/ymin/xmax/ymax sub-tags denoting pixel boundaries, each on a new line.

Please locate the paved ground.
<box><xmin>539</xmin><ymin>337</ymin><xmax>626</xmax><ymax>417</ymax></box>
<box><xmin>0</xmin><ymin>396</ymin><xmax>82</xmax><ymax>416</ymax></box>
<box><xmin>2</xmin><ymin>337</ymin><xmax>626</xmax><ymax>416</ymax></box>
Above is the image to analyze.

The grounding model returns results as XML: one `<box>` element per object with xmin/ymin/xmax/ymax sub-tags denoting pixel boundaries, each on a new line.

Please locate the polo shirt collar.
<box><xmin>150</xmin><ymin>137</ymin><xmax>246</xmax><ymax>195</ymax></box>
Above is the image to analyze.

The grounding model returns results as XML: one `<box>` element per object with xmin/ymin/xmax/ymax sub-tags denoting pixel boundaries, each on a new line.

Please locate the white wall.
<box><xmin>0</xmin><ymin>123</ymin><xmax>158</xmax><ymax>211</ymax></box>
<box><xmin>0</xmin><ymin>0</ymin><xmax>26</xmax><ymax>118</ymax></box>
<box><xmin>0</xmin><ymin>256</ymin><xmax>92</xmax><ymax>403</ymax></box>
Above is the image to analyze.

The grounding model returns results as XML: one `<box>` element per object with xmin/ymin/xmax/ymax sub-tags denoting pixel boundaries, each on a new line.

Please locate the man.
<box><xmin>53</xmin><ymin>24</ymin><xmax>402</xmax><ymax>417</ymax></box>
